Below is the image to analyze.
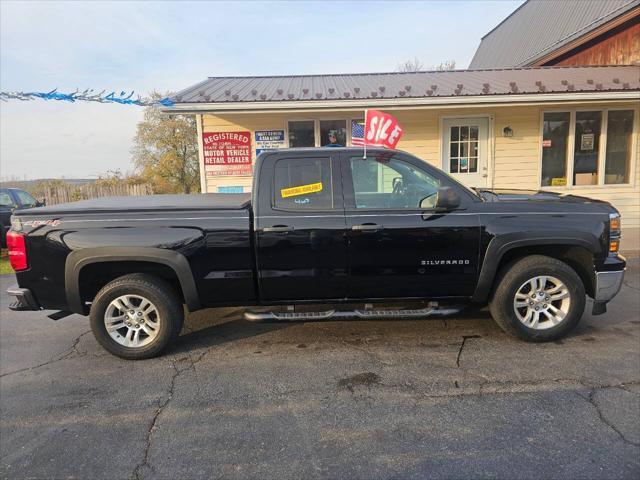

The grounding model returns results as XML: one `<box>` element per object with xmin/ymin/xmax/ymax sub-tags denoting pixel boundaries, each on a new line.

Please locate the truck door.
<box><xmin>341</xmin><ymin>150</ymin><xmax>480</xmax><ymax>299</ymax></box>
<box><xmin>255</xmin><ymin>151</ymin><xmax>348</xmax><ymax>301</ymax></box>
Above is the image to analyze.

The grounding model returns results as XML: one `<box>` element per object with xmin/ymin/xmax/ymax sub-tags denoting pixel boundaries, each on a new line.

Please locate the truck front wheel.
<box><xmin>89</xmin><ymin>274</ymin><xmax>184</xmax><ymax>359</ymax></box>
<box><xmin>489</xmin><ymin>255</ymin><xmax>585</xmax><ymax>342</ymax></box>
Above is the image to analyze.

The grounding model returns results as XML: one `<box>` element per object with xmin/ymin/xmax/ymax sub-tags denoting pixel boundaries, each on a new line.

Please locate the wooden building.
<box><xmin>470</xmin><ymin>0</ymin><xmax>640</xmax><ymax>68</ymax></box>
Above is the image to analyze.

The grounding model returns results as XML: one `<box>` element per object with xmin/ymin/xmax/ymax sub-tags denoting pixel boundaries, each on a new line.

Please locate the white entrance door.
<box><xmin>442</xmin><ymin>118</ymin><xmax>489</xmax><ymax>188</ymax></box>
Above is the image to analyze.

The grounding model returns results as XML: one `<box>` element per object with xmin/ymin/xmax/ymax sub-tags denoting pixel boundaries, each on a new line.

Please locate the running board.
<box><xmin>243</xmin><ymin>306</ymin><xmax>463</xmax><ymax>322</ymax></box>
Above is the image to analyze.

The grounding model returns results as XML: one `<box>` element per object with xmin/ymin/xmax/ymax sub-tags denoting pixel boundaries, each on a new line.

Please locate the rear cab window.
<box><xmin>14</xmin><ymin>190</ymin><xmax>37</xmax><ymax>208</ymax></box>
<box><xmin>273</xmin><ymin>157</ymin><xmax>335</xmax><ymax>210</ymax></box>
<box><xmin>0</xmin><ymin>192</ymin><xmax>13</xmax><ymax>207</ymax></box>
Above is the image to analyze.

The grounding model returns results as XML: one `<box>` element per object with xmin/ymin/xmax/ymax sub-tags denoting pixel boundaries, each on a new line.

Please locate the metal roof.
<box><xmin>469</xmin><ymin>0</ymin><xmax>639</xmax><ymax>68</ymax></box>
<box><xmin>170</xmin><ymin>66</ymin><xmax>639</xmax><ymax>106</ymax></box>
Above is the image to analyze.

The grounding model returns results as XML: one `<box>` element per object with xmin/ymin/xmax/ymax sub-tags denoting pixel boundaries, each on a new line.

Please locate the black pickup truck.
<box><xmin>7</xmin><ymin>148</ymin><xmax>625</xmax><ymax>359</ymax></box>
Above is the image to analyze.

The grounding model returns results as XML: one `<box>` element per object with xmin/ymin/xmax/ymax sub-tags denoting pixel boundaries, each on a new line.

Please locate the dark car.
<box><xmin>5</xmin><ymin>148</ymin><xmax>625</xmax><ymax>359</ymax></box>
<box><xmin>0</xmin><ymin>188</ymin><xmax>44</xmax><ymax>247</ymax></box>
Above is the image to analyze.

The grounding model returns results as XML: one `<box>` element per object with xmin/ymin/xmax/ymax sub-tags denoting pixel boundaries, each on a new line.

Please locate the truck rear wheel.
<box><xmin>489</xmin><ymin>255</ymin><xmax>585</xmax><ymax>342</ymax></box>
<box><xmin>89</xmin><ymin>274</ymin><xmax>183</xmax><ymax>359</ymax></box>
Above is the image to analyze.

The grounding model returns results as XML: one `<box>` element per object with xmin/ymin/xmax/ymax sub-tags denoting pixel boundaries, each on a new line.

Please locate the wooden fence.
<box><xmin>38</xmin><ymin>183</ymin><xmax>154</xmax><ymax>206</ymax></box>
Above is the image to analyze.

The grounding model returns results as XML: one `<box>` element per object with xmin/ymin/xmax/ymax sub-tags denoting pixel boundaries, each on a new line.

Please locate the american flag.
<box><xmin>351</xmin><ymin>120</ymin><xmax>365</xmax><ymax>146</ymax></box>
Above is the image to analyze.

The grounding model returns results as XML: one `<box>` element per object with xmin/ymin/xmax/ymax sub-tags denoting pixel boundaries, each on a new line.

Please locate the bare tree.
<box><xmin>396</xmin><ymin>58</ymin><xmax>425</xmax><ymax>72</ymax></box>
<box><xmin>396</xmin><ymin>58</ymin><xmax>457</xmax><ymax>72</ymax></box>
<box><xmin>434</xmin><ymin>60</ymin><xmax>456</xmax><ymax>71</ymax></box>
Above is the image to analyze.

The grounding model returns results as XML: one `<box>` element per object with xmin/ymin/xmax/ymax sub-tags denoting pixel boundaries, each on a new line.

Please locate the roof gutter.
<box><xmin>163</xmin><ymin>91</ymin><xmax>639</xmax><ymax>114</ymax></box>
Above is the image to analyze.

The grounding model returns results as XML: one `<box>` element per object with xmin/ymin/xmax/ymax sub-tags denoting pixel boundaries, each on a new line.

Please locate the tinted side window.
<box><xmin>349</xmin><ymin>156</ymin><xmax>440</xmax><ymax>209</ymax></box>
<box><xmin>0</xmin><ymin>192</ymin><xmax>13</xmax><ymax>207</ymax></box>
<box><xmin>274</xmin><ymin>157</ymin><xmax>334</xmax><ymax>210</ymax></box>
<box><xmin>14</xmin><ymin>190</ymin><xmax>37</xmax><ymax>207</ymax></box>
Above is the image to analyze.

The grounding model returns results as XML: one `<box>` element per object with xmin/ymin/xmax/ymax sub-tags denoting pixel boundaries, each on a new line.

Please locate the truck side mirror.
<box><xmin>434</xmin><ymin>186</ymin><xmax>461</xmax><ymax>211</ymax></box>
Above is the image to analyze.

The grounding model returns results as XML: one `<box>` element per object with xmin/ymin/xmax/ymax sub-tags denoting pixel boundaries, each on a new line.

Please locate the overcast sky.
<box><xmin>0</xmin><ymin>0</ymin><xmax>522</xmax><ymax>180</ymax></box>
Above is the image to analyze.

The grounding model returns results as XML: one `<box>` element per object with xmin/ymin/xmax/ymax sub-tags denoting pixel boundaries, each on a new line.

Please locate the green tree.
<box><xmin>132</xmin><ymin>92</ymin><xmax>200</xmax><ymax>194</ymax></box>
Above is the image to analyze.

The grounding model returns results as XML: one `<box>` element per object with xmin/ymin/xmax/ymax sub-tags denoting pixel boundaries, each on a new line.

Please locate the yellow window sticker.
<box><xmin>280</xmin><ymin>182</ymin><xmax>323</xmax><ymax>198</ymax></box>
<box><xmin>551</xmin><ymin>177</ymin><xmax>567</xmax><ymax>186</ymax></box>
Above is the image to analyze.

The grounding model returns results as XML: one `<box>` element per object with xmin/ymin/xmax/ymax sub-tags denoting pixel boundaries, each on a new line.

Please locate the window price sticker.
<box><xmin>280</xmin><ymin>182</ymin><xmax>323</xmax><ymax>198</ymax></box>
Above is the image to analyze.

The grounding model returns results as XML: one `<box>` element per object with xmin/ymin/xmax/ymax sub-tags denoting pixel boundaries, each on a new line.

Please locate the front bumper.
<box><xmin>6</xmin><ymin>285</ymin><xmax>41</xmax><ymax>311</ymax></box>
<box><xmin>594</xmin><ymin>270</ymin><xmax>625</xmax><ymax>302</ymax></box>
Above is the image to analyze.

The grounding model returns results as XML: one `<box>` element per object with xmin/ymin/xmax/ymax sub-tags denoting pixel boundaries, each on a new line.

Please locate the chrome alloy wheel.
<box><xmin>104</xmin><ymin>295</ymin><xmax>161</xmax><ymax>348</ymax></box>
<box><xmin>513</xmin><ymin>275</ymin><xmax>571</xmax><ymax>330</ymax></box>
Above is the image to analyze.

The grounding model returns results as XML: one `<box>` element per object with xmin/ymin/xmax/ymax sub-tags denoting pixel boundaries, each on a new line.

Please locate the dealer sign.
<box><xmin>203</xmin><ymin>131</ymin><xmax>252</xmax><ymax>176</ymax></box>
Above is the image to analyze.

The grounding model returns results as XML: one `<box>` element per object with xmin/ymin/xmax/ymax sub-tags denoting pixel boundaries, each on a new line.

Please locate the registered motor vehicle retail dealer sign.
<box><xmin>203</xmin><ymin>131</ymin><xmax>252</xmax><ymax>176</ymax></box>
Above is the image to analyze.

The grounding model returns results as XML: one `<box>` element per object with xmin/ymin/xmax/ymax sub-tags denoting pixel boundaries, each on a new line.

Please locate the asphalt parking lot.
<box><xmin>1</xmin><ymin>264</ymin><xmax>639</xmax><ymax>480</ymax></box>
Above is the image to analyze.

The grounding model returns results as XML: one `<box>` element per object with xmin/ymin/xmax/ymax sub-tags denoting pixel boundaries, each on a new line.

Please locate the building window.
<box><xmin>288</xmin><ymin>120</ymin><xmax>315</xmax><ymax>147</ymax></box>
<box><xmin>287</xmin><ymin>119</ymin><xmax>355</xmax><ymax>147</ymax></box>
<box><xmin>541</xmin><ymin>109</ymin><xmax>635</xmax><ymax>187</ymax></box>
<box><xmin>605</xmin><ymin>110</ymin><xmax>634</xmax><ymax>184</ymax></box>
<box><xmin>541</xmin><ymin>112</ymin><xmax>570</xmax><ymax>186</ymax></box>
<box><xmin>449</xmin><ymin>125</ymin><xmax>479</xmax><ymax>173</ymax></box>
<box><xmin>573</xmin><ymin>111</ymin><xmax>601</xmax><ymax>185</ymax></box>
<box><xmin>319</xmin><ymin>120</ymin><xmax>347</xmax><ymax>147</ymax></box>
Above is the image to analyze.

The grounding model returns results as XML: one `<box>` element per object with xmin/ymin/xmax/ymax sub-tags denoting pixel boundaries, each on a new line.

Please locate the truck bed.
<box><xmin>17</xmin><ymin>193</ymin><xmax>252</xmax><ymax>215</ymax></box>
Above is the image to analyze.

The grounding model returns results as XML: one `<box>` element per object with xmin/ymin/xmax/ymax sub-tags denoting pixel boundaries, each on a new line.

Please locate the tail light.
<box><xmin>609</xmin><ymin>213</ymin><xmax>621</xmax><ymax>255</ymax></box>
<box><xmin>6</xmin><ymin>231</ymin><xmax>28</xmax><ymax>271</ymax></box>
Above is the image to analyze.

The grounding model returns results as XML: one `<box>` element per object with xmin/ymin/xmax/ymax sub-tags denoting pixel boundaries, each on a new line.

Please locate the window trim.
<box><xmin>539</xmin><ymin>107</ymin><xmax>637</xmax><ymax>189</ymax></box>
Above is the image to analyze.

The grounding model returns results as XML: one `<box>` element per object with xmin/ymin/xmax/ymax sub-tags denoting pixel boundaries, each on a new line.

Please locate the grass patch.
<box><xmin>0</xmin><ymin>249</ymin><xmax>13</xmax><ymax>275</ymax></box>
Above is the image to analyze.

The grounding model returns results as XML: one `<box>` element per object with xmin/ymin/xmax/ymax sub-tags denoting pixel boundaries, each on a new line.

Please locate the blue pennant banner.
<box><xmin>0</xmin><ymin>89</ymin><xmax>174</xmax><ymax>107</ymax></box>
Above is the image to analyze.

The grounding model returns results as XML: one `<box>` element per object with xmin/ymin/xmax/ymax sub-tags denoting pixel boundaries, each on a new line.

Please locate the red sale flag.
<box><xmin>364</xmin><ymin>110</ymin><xmax>404</xmax><ymax>149</ymax></box>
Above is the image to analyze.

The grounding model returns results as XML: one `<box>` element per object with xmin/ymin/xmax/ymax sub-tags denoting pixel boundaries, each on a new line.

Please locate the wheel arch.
<box><xmin>65</xmin><ymin>247</ymin><xmax>201</xmax><ymax>314</ymax></box>
<box><xmin>473</xmin><ymin>234</ymin><xmax>599</xmax><ymax>303</ymax></box>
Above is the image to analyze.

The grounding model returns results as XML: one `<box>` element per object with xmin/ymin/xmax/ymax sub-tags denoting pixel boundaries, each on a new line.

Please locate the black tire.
<box><xmin>89</xmin><ymin>274</ymin><xmax>184</xmax><ymax>359</ymax></box>
<box><xmin>489</xmin><ymin>255</ymin><xmax>586</xmax><ymax>342</ymax></box>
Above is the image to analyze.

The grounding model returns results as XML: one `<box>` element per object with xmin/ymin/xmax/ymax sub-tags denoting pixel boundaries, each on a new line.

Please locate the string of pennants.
<box><xmin>0</xmin><ymin>89</ymin><xmax>174</xmax><ymax>107</ymax></box>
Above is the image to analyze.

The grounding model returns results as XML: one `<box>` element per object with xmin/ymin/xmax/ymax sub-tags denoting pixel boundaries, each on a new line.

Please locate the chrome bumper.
<box><xmin>594</xmin><ymin>270</ymin><xmax>625</xmax><ymax>302</ymax></box>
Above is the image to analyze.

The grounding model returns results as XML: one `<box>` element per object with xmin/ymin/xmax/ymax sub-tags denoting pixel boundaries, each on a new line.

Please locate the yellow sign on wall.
<box><xmin>280</xmin><ymin>182</ymin><xmax>323</xmax><ymax>198</ymax></box>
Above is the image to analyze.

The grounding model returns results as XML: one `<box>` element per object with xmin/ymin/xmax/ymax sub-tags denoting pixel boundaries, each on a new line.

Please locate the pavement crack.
<box><xmin>131</xmin><ymin>355</ymin><xmax>199</xmax><ymax>480</ymax></box>
<box><xmin>582</xmin><ymin>387</ymin><xmax>640</xmax><ymax>448</ymax></box>
<box><xmin>456</xmin><ymin>335</ymin><xmax>481</xmax><ymax>368</ymax></box>
<box><xmin>0</xmin><ymin>330</ymin><xmax>92</xmax><ymax>378</ymax></box>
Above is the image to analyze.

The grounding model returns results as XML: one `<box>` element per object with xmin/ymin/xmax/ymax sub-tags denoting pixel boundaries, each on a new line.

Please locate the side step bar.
<box><xmin>244</xmin><ymin>306</ymin><xmax>463</xmax><ymax>322</ymax></box>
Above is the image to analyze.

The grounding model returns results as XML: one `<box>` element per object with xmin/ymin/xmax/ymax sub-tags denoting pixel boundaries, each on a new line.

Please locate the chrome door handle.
<box><xmin>263</xmin><ymin>225</ymin><xmax>294</xmax><ymax>233</ymax></box>
<box><xmin>352</xmin><ymin>223</ymin><xmax>382</xmax><ymax>232</ymax></box>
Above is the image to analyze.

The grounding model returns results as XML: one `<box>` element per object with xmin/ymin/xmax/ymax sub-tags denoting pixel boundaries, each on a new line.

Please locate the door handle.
<box><xmin>352</xmin><ymin>223</ymin><xmax>382</xmax><ymax>232</ymax></box>
<box><xmin>263</xmin><ymin>225</ymin><xmax>294</xmax><ymax>233</ymax></box>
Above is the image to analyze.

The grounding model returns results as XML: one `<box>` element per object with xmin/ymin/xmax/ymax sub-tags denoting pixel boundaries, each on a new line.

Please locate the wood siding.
<box><xmin>200</xmin><ymin>100</ymin><xmax>639</xmax><ymax>251</ymax></box>
<box><xmin>547</xmin><ymin>18</ymin><xmax>640</xmax><ymax>66</ymax></box>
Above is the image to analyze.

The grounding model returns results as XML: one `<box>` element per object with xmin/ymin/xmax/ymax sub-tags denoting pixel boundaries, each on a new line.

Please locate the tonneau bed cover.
<box><xmin>17</xmin><ymin>194</ymin><xmax>252</xmax><ymax>215</ymax></box>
